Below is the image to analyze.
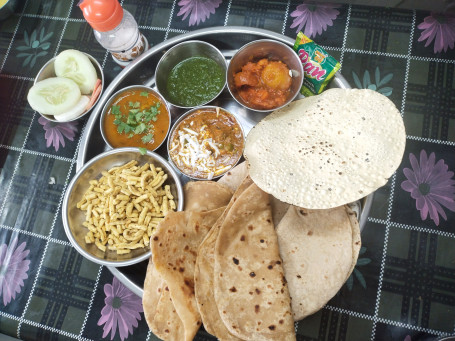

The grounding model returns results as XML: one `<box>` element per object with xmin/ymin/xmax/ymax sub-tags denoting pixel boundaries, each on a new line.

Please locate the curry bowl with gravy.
<box><xmin>100</xmin><ymin>85</ymin><xmax>171</xmax><ymax>151</ymax></box>
<box><xmin>227</xmin><ymin>39</ymin><xmax>304</xmax><ymax>112</ymax></box>
<box><xmin>167</xmin><ymin>106</ymin><xmax>245</xmax><ymax>180</ymax></box>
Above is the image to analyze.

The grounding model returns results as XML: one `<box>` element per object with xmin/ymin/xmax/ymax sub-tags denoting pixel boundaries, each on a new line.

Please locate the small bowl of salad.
<box><xmin>27</xmin><ymin>49</ymin><xmax>104</xmax><ymax>122</ymax></box>
<box><xmin>100</xmin><ymin>85</ymin><xmax>171</xmax><ymax>153</ymax></box>
<box><xmin>155</xmin><ymin>40</ymin><xmax>227</xmax><ymax>109</ymax></box>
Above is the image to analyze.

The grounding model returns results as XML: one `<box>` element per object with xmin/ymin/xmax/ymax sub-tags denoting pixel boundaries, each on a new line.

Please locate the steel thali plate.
<box><xmin>77</xmin><ymin>26</ymin><xmax>373</xmax><ymax>297</ymax></box>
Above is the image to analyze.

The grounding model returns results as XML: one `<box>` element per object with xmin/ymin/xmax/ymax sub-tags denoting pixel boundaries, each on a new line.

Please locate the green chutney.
<box><xmin>166</xmin><ymin>56</ymin><xmax>225</xmax><ymax>107</ymax></box>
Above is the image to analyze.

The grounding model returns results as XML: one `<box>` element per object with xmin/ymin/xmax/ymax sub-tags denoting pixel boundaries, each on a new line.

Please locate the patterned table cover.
<box><xmin>0</xmin><ymin>1</ymin><xmax>454</xmax><ymax>340</ymax></box>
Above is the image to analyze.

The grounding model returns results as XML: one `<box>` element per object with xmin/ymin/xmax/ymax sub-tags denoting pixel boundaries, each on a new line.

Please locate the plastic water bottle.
<box><xmin>78</xmin><ymin>0</ymin><xmax>148</xmax><ymax>67</ymax></box>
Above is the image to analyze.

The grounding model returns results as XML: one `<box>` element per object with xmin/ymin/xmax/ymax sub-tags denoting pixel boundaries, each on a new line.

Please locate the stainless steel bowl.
<box><xmin>155</xmin><ymin>40</ymin><xmax>227</xmax><ymax>108</ymax></box>
<box><xmin>227</xmin><ymin>39</ymin><xmax>304</xmax><ymax>112</ymax></box>
<box><xmin>99</xmin><ymin>85</ymin><xmax>171</xmax><ymax>151</ymax></box>
<box><xmin>34</xmin><ymin>52</ymin><xmax>104</xmax><ymax>122</ymax></box>
<box><xmin>167</xmin><ymin>106</ymin><xmax>245</xmax><ymax>180</ymax></box>
<box><xmin>62</xmin><ymin>147</ymin><xmax>184</xmax><ymax>267</ymax></box>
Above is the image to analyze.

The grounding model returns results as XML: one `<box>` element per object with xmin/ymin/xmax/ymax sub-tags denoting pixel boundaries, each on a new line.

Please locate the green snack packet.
<box><xmin>293</xmin><ymin>32</ymin><xmax>341</xmax><ymax>96</ymax></box>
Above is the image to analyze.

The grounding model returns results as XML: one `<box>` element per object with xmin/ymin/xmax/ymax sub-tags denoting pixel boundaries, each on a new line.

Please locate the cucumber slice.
<box><xmin>27</xmin><ymin>77</ymin><xmax>81</xmax><ymax>116</ymax></box>
<box><xmin>54</xmin><ymin>49</ymin><xmax>97</xmax><ymax>95</ymax></box>
<box><xmin>54</xmin><ymin>95</ymin><xmax>90</xmax><ymax>122</ymax></box>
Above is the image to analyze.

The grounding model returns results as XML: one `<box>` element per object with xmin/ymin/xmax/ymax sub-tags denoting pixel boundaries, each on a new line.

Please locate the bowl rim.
<box><xmin>155</xmin><ymin>40</ymin><xmax>227</xmax><ymax>109</ymax></box>
<box><xmin>33</xmin><ymin>51</ymin><xmax>104</xmax><ymax>123</ymax></box>
<box><xmin>62</xmin><ymin>147</ymin><xmax>184</xmax><ymax>267</ymax></box>
<box><xmin>166</xmin><ymin>105</ymin><xmax>245</xmax><ymax>181</ymax></box>
<box><xmin>99</xmin><ymin>84</ymin><xmax>172</xmax><ymax>152</ymax></box>
<box><xmin>226</xmin><ymin>38</ymin><xmax>304</xmax><ymax>113</ymax></box>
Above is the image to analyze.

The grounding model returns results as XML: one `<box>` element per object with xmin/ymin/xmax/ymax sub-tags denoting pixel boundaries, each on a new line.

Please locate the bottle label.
<box><xmin>111</xmin><ymin>33</ymin><xmax>147</xmax><ymax>62</ymax></box>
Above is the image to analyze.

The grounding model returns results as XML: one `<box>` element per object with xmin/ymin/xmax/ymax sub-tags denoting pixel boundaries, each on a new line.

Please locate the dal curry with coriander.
<box><xmin>103</xmin><ymin>88</ymin><xmax>170</xmax><ymax>151</ymax></box>
<box><xmin>168</xmin><ymin>107</ymin><xmax>244</xmax><ymax>180</ymax></box>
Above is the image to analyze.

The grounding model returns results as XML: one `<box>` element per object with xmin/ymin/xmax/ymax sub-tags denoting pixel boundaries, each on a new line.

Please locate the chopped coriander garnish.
<box><xmin>112</xmin><ymin>105</ymin><xmax>121</xmax><ymax>115</ymax></box>
<box><xmin>138</xmin><ymin>147</ymin><xmax>147</xmax><ymax>155</ymax></box>
<box><xmin>141</xmin><ymin>134</ymin><xmax>154</xmax><ymax>144</ymax></box>
<box><xmin>110</xmin><ymin>100</ymin><xmax>161</xmax><ymax>144</ymax></box>
<box><xmin>140</xmin><ymin>91</ymin><xmax>149</xmax><ymax>97</ymax></box>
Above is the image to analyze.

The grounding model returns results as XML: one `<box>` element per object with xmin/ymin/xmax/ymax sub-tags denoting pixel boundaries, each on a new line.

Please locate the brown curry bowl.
<box><xmin>227</xmin><ymin>39</ymin><xmax>304</xmax><ymax>113</ymax></box>
<box><xmin>100</xmin><ymin>85</ymin><xmax>171</xmax><ymax>152</ymax></box>
<box><xmin>167</xmin><ymin>106</ymin><xmax>245</xmax><ymax>181</ymax></box>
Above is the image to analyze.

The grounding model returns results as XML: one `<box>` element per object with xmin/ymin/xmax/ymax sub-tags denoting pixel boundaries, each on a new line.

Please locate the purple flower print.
<box><xmin>290</xmin><ymin>2</ymin><xmax>340</xmax><ymax>37</ymax></box>
<box><xmin>177</xmin><ymin>0</ymin><xmax>222</xmax><ymax>26</ymax></box>
<box><xmin>97</xmin><ymin>276</ymin><xmax>143</xmax><ymax>341</ymax></box>
<box><xmin>0</xmin><ymin>238</ymin><xmax>30</xmax><ymax>306</ymax></box>
<box><xmin>417</xmin><ymin>12</ymin><xmax>455</xmax><ymax>53</ymax></box>
<box><xmin>38</xmin><ymin>116</ymin><xmax>78</xmax><ymax>152</ymax></box>
<box><xmin>401</xmin><ymin>150</ymin><xmax>455</xmax><ymax>226</ymax></box>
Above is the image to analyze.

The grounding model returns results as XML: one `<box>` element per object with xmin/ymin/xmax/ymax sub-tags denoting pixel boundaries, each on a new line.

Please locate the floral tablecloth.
<box><xmin>0</xmin><ymin>1</ymin><xmax>454</xmax><ymax>340</ymax></box>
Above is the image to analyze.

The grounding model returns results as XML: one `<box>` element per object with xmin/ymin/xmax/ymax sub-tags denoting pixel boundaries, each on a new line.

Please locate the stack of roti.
<box><xmin>143</xmin><ymin>166</ymin><xmax>300</xmax><ymax>340</ymax></box>
<box><xmin>143</xmin><ymin>181</ymin><xmax>232</xmax><ymax>340</ymax></box>
<box><xmin>195</xmin><ymin>176</ymin><xmax>295</xmax><ymax>340</ymax></box>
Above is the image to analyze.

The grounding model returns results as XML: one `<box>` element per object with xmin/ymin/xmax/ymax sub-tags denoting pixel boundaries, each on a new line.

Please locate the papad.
<box><xmin>244</xmin><ymin>88</ymin><xmax>406</xmax><ymax>209</ymax></box>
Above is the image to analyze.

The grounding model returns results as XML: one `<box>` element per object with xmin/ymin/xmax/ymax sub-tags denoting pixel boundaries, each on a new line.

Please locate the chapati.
<box><xmin>195</xmin><ymin>176</ymin><xmax>253</xmax><ymax>340</ymax></box>
<box><xmin>214</xmin><ymin>183</ymin><xmax>295</xmax><ymax>341</ymax></box>
<box><xmin>183</xmin><ymin>181</ymin><xmax>233</xmax><ymax>212</ymax></box>
<box><xmin>143</xmin><ymin>261</ymin><xmax>185</xmax><ymax>340</ymax></box>
<box><xmin>276</xmin><ymin>205</ymin><xmax>360</xmax><ymax>321</ymax></box>
<box><xmin>151</xmin><ymin>207</ymin><xmax>226</xmax><ymax>341</ymax></box>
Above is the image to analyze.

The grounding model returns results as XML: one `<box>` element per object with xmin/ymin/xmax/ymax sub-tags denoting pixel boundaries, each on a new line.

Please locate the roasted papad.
<box><xmin>244</xmin><ymin>88</ymin><xmax>406</xmax><ymax>209</ymax></box>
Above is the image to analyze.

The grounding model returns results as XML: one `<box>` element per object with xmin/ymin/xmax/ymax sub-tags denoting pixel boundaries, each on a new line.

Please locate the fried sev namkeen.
<box><xmin>76</xmin><ymin>160</ymin><xmax>176</xmax><ymax>255</ymax></box>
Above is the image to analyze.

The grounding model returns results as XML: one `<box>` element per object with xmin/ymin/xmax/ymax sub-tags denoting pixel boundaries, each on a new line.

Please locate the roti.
<box><xmin>143</xmin><ymin>261</ymin><xmax>185</xmax><ymax>340</ymax></box>
<box><xmin>244</xmin><ymin>88</ymin><xmax>406</xmax><ymax>209</ymax></box>
<box><xmin>219</xmin><ymin>161</ymin><xmax>289</xmax><ymax>226</ymax></box>
<box><xmin>276</xmin><ymin>204</ymin><xmax>360</xmax><ymax>321</ymax></box>
<box><xmin>151</xmin><ymin>207</ymin><xmax>226</xmax><ymax>341</ymax></box>
<box><xmin>183</xmin><ymin>181</ymin><xmax>233</xmax><ymax>212</ymax></box>
<box><xmin>213</xmin><ymin>183</ymin><xmax>295</xmax><ymax>341</ymax></box>
<box><xmin>194</xmin><ymin>176</ymin><xmax>253</xmax><ymax>340</ymax></box>
<box><xmin>144</xmin><ymin>181</ymin><xmax>233</xmax><ymax>340</ymax></box>
<box><xmin>218</xmin><ymin>161</ymin><xmax>248</xmax><ymax>191</ymax></box>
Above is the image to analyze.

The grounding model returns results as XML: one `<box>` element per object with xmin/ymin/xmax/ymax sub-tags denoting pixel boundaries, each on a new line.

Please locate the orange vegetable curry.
<box><xmin>103</xmin><ymin>89</ymin><xmax>170</xmax><ymax>150</ymax></box>
<box><xmin>168</xmin><ymin>108</ymin><xmax>244</xmax><ymax>179</ymax></box>
<box><xmin>233</xmin><ymin>58</ymin><xmax>292</xmax><ymax>110</ymax></box>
